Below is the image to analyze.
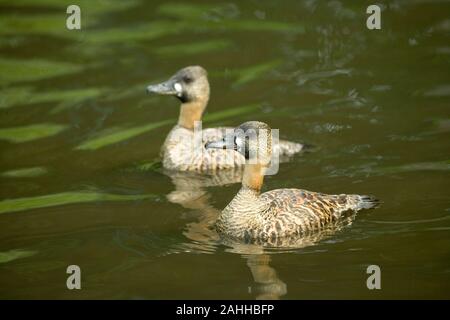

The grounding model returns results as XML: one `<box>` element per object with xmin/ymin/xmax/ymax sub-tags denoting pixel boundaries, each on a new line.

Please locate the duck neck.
<box><xmin>178</xmin><ymin>98</ymin><xmax>208</xmax><ymax>130</ymax></box>
<box><xmin>218</xmin><ymin>164</ymin><xmax>268</xmax><ymax>235</ymax></box>
<box><xmin>242</xmin><ymin>163</ymin><xmax>265</xmax><ymax>193</ymax></box>
<box><xmin>222</xmin><ymin>164</ymin><xmax>266</xmax><ymax>217</ymax></box>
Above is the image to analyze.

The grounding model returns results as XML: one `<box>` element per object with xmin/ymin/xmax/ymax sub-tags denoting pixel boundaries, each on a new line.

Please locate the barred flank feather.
<box><xmin>217</xmin><ymin>187</ymin><xmax>380</xmax><ymax>246</ymax></box>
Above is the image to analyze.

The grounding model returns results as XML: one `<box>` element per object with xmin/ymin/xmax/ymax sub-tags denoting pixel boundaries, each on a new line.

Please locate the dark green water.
<box><xmin>0</xmin><ymin>0</ymin><xmax>449</xmax><ymax>299</ymax></box>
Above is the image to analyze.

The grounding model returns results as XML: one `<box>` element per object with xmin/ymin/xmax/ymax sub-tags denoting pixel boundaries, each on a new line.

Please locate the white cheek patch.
<box><xmin>174</xmin><ymin>83</ymin><xmax>182</xmax><ymax>96</ymax></box>
<box><xmin>235</xmin><ymin>137</ymin><xmax>243</xmax><ymax>147</ymax></box>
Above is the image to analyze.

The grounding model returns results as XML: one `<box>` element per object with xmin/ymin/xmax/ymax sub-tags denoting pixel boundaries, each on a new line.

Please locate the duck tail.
<box><xmin>352</xmin><ymin>195</ymin><xmax>380</xmax><ymax>211</ymax></box>
<box><xmin>277</xmin><ymin>140</ymin><xmax>306</xmax><ymax>156</ymax></box>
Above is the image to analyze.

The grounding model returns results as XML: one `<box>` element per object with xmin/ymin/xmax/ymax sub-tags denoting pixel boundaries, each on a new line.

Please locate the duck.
<box><xmin>146</xmin><ymin>66</ymin><xmax>304</xmax><ymax>172</ymax></box>
<box><xmin>205</xmin><ymin>121</ymin><xmax>379</xmax><ymax>246</ymax></box>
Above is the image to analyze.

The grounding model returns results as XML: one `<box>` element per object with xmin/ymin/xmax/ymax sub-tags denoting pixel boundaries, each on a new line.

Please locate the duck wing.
<box><xmin>163</xmin><ymin>126</ymin><xmax>246</xmax><ymax>171</ymax></box>
<box><xmin>260</xmin><ymin>188</ymin><xmax>378</xmax><ymax>234</ymax></box>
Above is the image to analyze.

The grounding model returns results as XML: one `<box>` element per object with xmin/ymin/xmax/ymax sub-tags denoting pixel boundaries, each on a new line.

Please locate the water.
<box><xmin>0</xmin><ymin>0</ymin><xmax>449</xmax><ymax>299</ymax></box>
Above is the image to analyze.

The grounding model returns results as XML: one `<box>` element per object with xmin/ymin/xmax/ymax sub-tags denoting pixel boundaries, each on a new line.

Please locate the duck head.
<box><xmin>206</xmin><ymin>121</ymin><xmax>272</xmax><ymax>165</ymax></box>
<box><xmin>146</xmin><ymin>66</ymin><xmax>210</xmax><ymax>104</ymax></box>
<box><xmin>147</xmin><ymin>66</ymin><xmax>210</xmax><ymax>129</ymax></box>
<box><xmin>206</xmin><ymin>121</ymin><xmax>273</xmax><ymax>191</ymax></box>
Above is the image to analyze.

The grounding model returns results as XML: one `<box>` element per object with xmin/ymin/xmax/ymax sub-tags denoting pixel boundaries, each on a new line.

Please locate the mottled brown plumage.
<box><xmin>206</xmin><ymin>121</ymin><xmax>379</xmax><ymax>246</ymax></box>
<box><xmin>147</xmin><ymin>66</ymin><xmax>304</xmax><ymax>172</ymax></box>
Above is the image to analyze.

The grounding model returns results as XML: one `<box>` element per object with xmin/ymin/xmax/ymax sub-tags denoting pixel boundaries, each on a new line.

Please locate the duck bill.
<box><xmin>146</xmin><ymin>78</ymin><xmax>177</xmax><ymax>95</ymax></box>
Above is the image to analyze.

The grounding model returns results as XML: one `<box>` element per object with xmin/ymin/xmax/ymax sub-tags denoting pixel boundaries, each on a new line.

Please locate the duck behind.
<box><xmin>206</xmin><ymin>121</ymin><xmax>379</xmax><ymax>246</ymax></box>
<box><xmin>146</xmin><ymin>66</ymin><xmax>304</xmax><ymax>172</ymax></box>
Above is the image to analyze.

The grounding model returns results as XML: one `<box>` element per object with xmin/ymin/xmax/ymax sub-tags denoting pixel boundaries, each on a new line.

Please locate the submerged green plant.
<box><xmin>154</xmin><ymin>39</ymin><xmax>233</xmax><ymax>56</ymax></box>
<box><xmin>0</xmin><ymin>249</ymin><xmax>38</xmax><ymax>264</ymax></box>
<box><xmin>0</xmin><ymin>58</ymin><xmax>81</xmax><ymax>85</ymax></box>
<box><xmin>227</xmin><ymin>60</ymin><xmax>282</xmax><ymax>86</ymax></box>
<box><xmin>157</xmin><ymin>3</ymin><xmax>305</xmax><ymax>33</ymax></box>
<box><xmin>0</xmin><ymin>191</ymin><xmax>155</xmax><ymax>215</ymax></box>
<box><xmin>0</xmin><ymin>0</ymin><xmax>139</xmax><ymax>13</ymax></box>
<box><xmin>75</xmin><ymin>119</ymin><xmax>174</xmax><ymax>151</ymax></box>
<box><xmin>82</xmin><ymin>21</ymin><xmax>186</xmax><ymax>44</ymax></box>
<box><xmin>0</xmin><ymin>123</ymin><xmax>68</xmax><ymax>143</ymax></box>
<box><xmin>1</xmin><ymin>167</ymin><xmax>48</xmax><ymax>178</ymax></box>
<box><xmin>0</xmin><ymin>86</ymin><xmax>33</xmax><ymax>109</ymax></box>
<box><xmin>0</xmin><ymin>86</ymin><xmax>106</xmax><ymax>110</ymax></box>
<box><xmin>134</xmin><ymin>160</ymin><xmax>163</xmax><ymax>172</ymax></box>
<box><xmin>157</xmin><ymin>2</ymin><xmax>214</xmax><ymax>19</ymax></box>
<box><xmin>75</xmin><ymin>104</ymin><xmax>259</xmax><ymax>150</ymax></box>
<box><xmin>102</xmin><ymin>82</ymin><xmax>150</xmax><ymax>102</ymax></box>
<box><xmin>0</xmin><ymin>14</ymin><xmax>75</xmax><ymax>38</ymax></box>
<box><xmin>0</xmin><ymin>0</ymin><xmax>139</xmax><ymax>40</ymax></box>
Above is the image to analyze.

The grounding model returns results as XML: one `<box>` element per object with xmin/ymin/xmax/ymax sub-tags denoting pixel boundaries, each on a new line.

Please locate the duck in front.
<box><xmin>206</xmin><ymin>121</ymin><xmax>379</xmax><ymax>246</ymax></box>
<box><xmin>146</xmin><ymin>66</ymin><xmax>304</xmax><ymax>172</ymax></box>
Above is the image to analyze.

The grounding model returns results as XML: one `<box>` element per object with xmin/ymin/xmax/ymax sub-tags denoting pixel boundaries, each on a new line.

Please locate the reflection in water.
<box><xmin>246</xmin><ymin>255</ymin><xmax>287</xmax><ymax>300</ymax></box>
<box><xmin>166</xmin><ymin>168</ymin><xmax>288</xmax><ymax>299</ymax></box>
<box><xmin>164</xmin><ymin>168</ymin><xmax>242</xmax><ymax>253</ymax></box>
<box><xmin>163</xmin><ymin>169</ymin><xmax>357</xmax><ymax>299</ymax></box>
<box><xmin>164</xmin><ymin>168</ymin><xmax>243</xmax><ymax>208</ymax></box>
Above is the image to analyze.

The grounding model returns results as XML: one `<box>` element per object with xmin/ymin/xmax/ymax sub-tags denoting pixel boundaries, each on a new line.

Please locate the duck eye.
<box><xmin>183</xmin><ymin>76</ymin><xmax>193</xmax><ymax>84</ymax></box>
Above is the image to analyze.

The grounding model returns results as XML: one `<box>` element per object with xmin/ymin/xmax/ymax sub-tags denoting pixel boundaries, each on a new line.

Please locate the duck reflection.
<box><xmin>163</xmin><ymin>168</ymin><xmax>242</xmax><ymax>252</ymax></box>
<box><xmin>246</xmin><ymin>255</ymin><xmax>287</xmax><ymax>300</ymax></box>
<box><xmin>164</xmin><ymin>168</ymin><xmax>286</xmax><ymax>299</ymax></box>
<box><xmin>221</xmin><ymin>217</ymin><xmax>354</xmax><ymax>299</ymax></box>
<box><xmin>164</xmin><ymin>168</ymin><xmax>243</xmax><ymax>209</ymax></box>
